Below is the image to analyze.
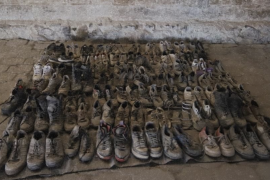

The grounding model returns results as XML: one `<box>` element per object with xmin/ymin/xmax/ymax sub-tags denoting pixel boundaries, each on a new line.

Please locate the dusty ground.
<box><xmin>0</xmin><ymin>40</ymin><xmax>270</xmax><ymax>180</ymax></box>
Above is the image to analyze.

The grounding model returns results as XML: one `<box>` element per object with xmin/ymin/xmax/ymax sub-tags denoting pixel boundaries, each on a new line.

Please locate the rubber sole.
<box><xmin>132</xmin><ymin>148</ymin><xmax>149</xmax><ymax>160</ymax></box>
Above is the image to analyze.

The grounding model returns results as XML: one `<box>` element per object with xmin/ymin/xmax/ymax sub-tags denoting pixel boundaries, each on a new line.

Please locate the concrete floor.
<box><xmin>0</xmin><ymin>40</ymin><xmax>270</xmax><ymax>180</ymax></box>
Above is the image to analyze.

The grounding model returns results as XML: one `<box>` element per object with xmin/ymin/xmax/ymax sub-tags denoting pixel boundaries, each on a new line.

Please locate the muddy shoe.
<box><xmin>91</xmin><ymin>100</ymin><xmax>102</xmax><ymax>127</ymax></box>
<box><xmin>47</xmin><ymin>96</ymin><xmax>63</xmax><ymax>132</ymax></box>
<box><xmin>228</xmin><ymin>93</ymin><xmax>247</xmax><ymax>128</ymax></box>
<box><xmin>145</xmin><ymin>121</ymin><xmax>163</xmax><ymax>158</ymax></box>
<box><xmin>6</xmin><ymin>110</ymin><xmax>23</xmax><ymax>136</ymax></box>
<box><xmin>27</xmin><ymin>131</ymin><xmax>46</xmax><ymax>171</ymax></box>
<box><xmin>20</xmin><ymin>106</ymin><xmax>36</xmax><ymax>133</ymax></box>
<box><xmin>33</xmin><ymin>63</ymin><xmax>43</xmax><ymax>82</ymax></box>
<box><xmin>42</xmin><ymin>73</ymin><xmax>62</xmax><ymax>95</ymax></box>
<box><xmin>115</xmin><ymin>101</ymin><xmax>129</xmax><ymax>125</ymax></box>
<box><xmin>228</xmin><ymin>125</ymin><xmax>254</xmax><ymax>159</ymax></box>
<box><xmin>78</xmin><ymin>102</ymin><xmax>90</xmax><ymax>129</ymax></box>
<box><xmin>79</xmin><ymin>129</ymin><xmax>94</xmax><ymax>162</ymax></box>
<box><xmin>172</xmin><ymin>124</ymin><xmax>202</xmax><ymax>157</ymax></box>
<box><xmin>58</xmin><ymin>75</ymin><xmax>71</xmax><ymax>96</ymax></box>
<box><xmin>102</xmin><ymin>100</ymin><xmax>115</xmax><ymax>126</ymax></box>
<box><xmin>45</xmin><ymin>130</ymin><xmax>64</xmax><ymax>168</ymax></box>
<box><xmin>0</xmin><ymin>131</ymin><xmax>14</xmax><ymax>169</ymax></box>
<box><xmin>65</xmin><ymin>125</ymin><xmax>81</xmax><ymax>158</ymax></box>
<box><xmin>244</xmin><ymin>124</ymin><xmax>269</xmax><ymax>160</ymax></box>
<box><xmin>5</xmin><ymin>130</ymin><xmax>29</xmax><ymax>176</ymax></box>
<box><xmin>162</xmin><ymin>124</ymin><xmax>182</xmax><ymax>159</ymax></box>
<box><xmin>181</xmin><ymin>102</ymin><xmax>193</xmax><ymax>130</ymax></box>
<box><xmin>131</xmin><ymin>124</ymin><xmax>149</xmax><ymax>160</ymax></box>
<box><xmin>96</xmin><ymin>121</ymin><xmax>113</xmax><ymax>160</ymax></box>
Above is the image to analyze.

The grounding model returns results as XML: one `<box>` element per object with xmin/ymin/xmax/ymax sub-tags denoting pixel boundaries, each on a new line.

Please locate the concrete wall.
<box><xmin>0</xmin><ymin>0</ymin><xmax>269</xmax><ymax>43</ymax></box>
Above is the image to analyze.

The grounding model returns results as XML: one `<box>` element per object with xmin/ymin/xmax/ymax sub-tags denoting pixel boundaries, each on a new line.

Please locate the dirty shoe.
<box><xmin>96</xmin><ymin>121</ymin><xmax>113</xmax><ymax>160</ymax></box>
<box><xmin>47</xmin><ymin>96</ymin><xmax>63</xmax><ymax>132</ymax></box>
<box><xmin>115</xmin><ymin>101</ymin><xmax>129</xmax><ymax>125</ymax></box>
<box><xmin>42</xmin><ymin>73</ymin><xmax>62</xmax><ymax>94</ymax></box>
<box><xmin>228</xmin><ymin>93</ymin><xmax>247</xmax><ymax>128</ymax></box>
<box><xmin>215</xmin><ymin>127</ymin><xmax>235</xmax><ymax>157</ymax></box>
<box><xmin>20</xmin><ymin>106</ymin><xmax>36</xmax><ymax>133</ymax></box>
<box><xmin>65</xmin><ymin>125</ymin><xmax>81</xmax><ymax>158</ymax></box>
<box><xmin>145</xmin><ymin>121</ymin><xmax>163</xmax><ymax>158</ymax></box>
<box><xmin>78</xmin><ymin>102</ymin><xmax>90</xmax><ymax>129</ymax></box>
<box><xmin>131</xmin><ymin>124</ymin><xmax>149</xmax><ymax>160</ymax></box>
<box><xmin>58</xmin><ymin>75</ymin><xmax>71</xmax><ymax>96</ymax></box>
<box><xmin>255</xmin><ymin>123</ymin><xmax>270</xmax><ymax>150</ymax></box>
<box><xmin>191</xmin><ymin>100</ymin><xmax>206</xmax><ymax>131</ymax></box>
<box><xmin>79</xmin><ymin>129</ymin><xmax>94</xmax><ymax>162</ymax></box>
<box><xmin>33</xmin><ymin>63</ymin><xmax>43</xmax><ymax>82</ymax></box>
<box><xmin>102</xmin><ymin>100</ymin><xmax>115</xmax><ymax>126</ymax></box>
<box><xmin>181</xmin><ymin>102</ymin><xmax>193</xmax><ymax>129</ymax></box>
<box><xmin>0</xmin><ymin>131</ymin><xmax>14</xmax><ymax>169</ymax></box>
<box><xmin>91</xmin><ymin>100</ymin><xmax>102</xmax><ymax>127</ymax></box>
<box><xmin>5</xmin><ymin>110</ymin><xmax>23</xmax><ymax>136</ymax></box>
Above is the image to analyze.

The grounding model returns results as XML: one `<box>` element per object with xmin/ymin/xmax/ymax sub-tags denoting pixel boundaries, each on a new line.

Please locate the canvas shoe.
<box><xmin>215</xmin><ymin>127</ymin><xmax>235</xmax><ymax>157</ymax></box>
<box><xmin>201</xmin><ymin>99</ymin><xmax>219</xmax><ymax>129</ymax></box>
<box><xmin>5</xmin><ymin>130</ymin><xmax>29</xmax><ymax>175</ymax></box>
<box><xmin>102</xmin><ymin>100</ymin><xmax>115</xmax><ymax>126</ymax></box>
<box><xmin>65</xmin><ymin>125</ymin><xmax>81</xmax><ymax>158</ymax></box>
<box><xmin>27</xmin><ymin>131</ymin><xmax>46</xmax><ymax>171</ymax></box>
<box><xmin>244</xmin><ymin>124</ymin><xmax>269</xmax><ymax>160</ymax></box>
<box><xmin>191</xmin><ymin>100</ymin><xmax>206</xmax><ymax>131</ymax></box>
<box><xmin>162</xmin><ymin>124</ymin><xmax>182</xmax><ymax>159</ymax></box>
<box><xmin>33</xmin><ymin>63</ymin><xmax>43</xmax><ymax>82</ymax></box>
<box><xmin>115</xmin><ymin>101</ymin><xmax>129</xmax><ymax>125</ymax></box>
<box><xmin>145</xmin><ymin>121</ymin><xmax>163</xmax><ymax>158</ymax></box>
<box><xmin>0</xmin><ymin>131</ymin><xmax>14</xmax><ymax>169</ymax></box>
<box><xmin>6</xmin><ymin>110</ymin><xmax>23</xmax><ymax>136</ymax></box>
<box><xmin>79</xmin><ymin>129</ymin><xmax>94</xmax><ymax>162</ymax></box>
<box><xmin>228</xmin><ymin>93</ymin><xmax>247</xmax><ymax>128</ymax></box>
<box><xmin>45</xmin><ymin>131</ymin><xmax>64</xmax><ymax>168</ymax></box>
<box><xmin>42</xmin><ymin>72</ymin><xmax>62</xmax><ymax>94</ymax></box>
<box><xmin>228</xmin><ymin>125</ymin><xmax>254</xmax><ymax>159</ymax></box>
<box><xmin>77</xmin><ymin>102</ymin><xmax>90</xmax><ymax>129</ymax></box>
<box><xmin>20</xmin><ymin>106</ymin><xmax>36</xmax><ymax>133</ymax></box>
<box><xmin>96</xmin><ymin>121</ymin><xmax>113</xmax><ymax>160</ymax></box>
<box><xmin>47</xmin><ymin>96</ymin><xmax>63</xmax><ymax>132</ymax></box>
<box><xmin>58</xmin><ymin>75</ymin><xmax>71</xmax><ymax>96</ymax></box>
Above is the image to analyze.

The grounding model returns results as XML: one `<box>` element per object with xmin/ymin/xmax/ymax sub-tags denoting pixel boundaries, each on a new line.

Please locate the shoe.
<box><xmin>5</xmin><ymin>130</ymin><xmax>29</xmax><ymax>175</ymax></box>
<box><xmin>161</xmin><ymin>84</ymin><xmax>174</xmax><ymax>108</ymax></box>
<box><xmin>65</xmin><ymin>96</ymin><xmax>77</xmax><ymax>112</ymax></box>
<box><xmin>130</xmin><ymin>101</ymin><xmax>144</xmax><ymax>128</ymax></box>
<box><xmin>58</xmin><ymin>75</ymin><xmax>71</xmax><ymax>96</ymax></box>
<box><xmin>172</xmin><ymin>124</ymin><xmax>203</xmax><ymax>157</ymax></box>
<box><xmin>79</xmin><ymin>129</ymin><xmax>94</xmax><ymax>162</ymax></box>
<box><xmin>250</xmin><ymin>100</ymin><xmax>261</xmax><ymax>118</ymax></box>
<box><xmin>102</xmin><ymin>100</ymin><xmax>115</xmax><ymax>126</ymax></box>
<box><xmin>27</xmin><ymin>131</ymin><xmax>46</xmax><ymax>171</ymax></box>
<box><xmin>42</xmin><ymin>63</ymin><xmax>53</xmax><ymax>80</ymax></box>
<box><xmin>64</xmin><ymin>107</ymin><xmax>77</xmax><ymax>132</ymax></box>
<box><xmin>6</xmin><ymin>110</ymin><xmax>23</xmax><ymax>136</ymax></box>
<box><xmin>91</xmin><ymin>100</ymin><xmax>102</xmax><ymax>127</ymax></box>
<box><xmin>65</xmin><ymin>125</ymin><xmax>81</xmax><ymax>158</ymax></box>
<box><xmin>242</xmin><ymin>104</ymin><xmax>257</xmax><ymax>124</ymax></box>
<box><xmin>33</xmin><ymin>63</ymin><xmax>43</xmax><ymax>81</ymax></box>
<box><xmin>0</xmin><ymin>131</ymin><xmax>14</xmax><ymax>169</ymax></box>
<box><xmin>58</xmin><ymin>54</ymin><xmax>74</xmax><ymax>63</ymax></box>
<box><xmin>187</xmin><ymin>72</ymin><xmax>198</xmax><ymax>88</ymax></box>
<box><xmin>181</xmin><ymin>102</ymin><xmax>193</xmax><ymax>129</ymax></box>
<box><xmin>96</xmin><ymin>121</ymin><xmax>113</xmax><ymax>160</ymax></box>
<box><xmin>183</xmin><ymin>87</ymin><xmax>194</xmax><ymax>103</ymax></box>
<box><xmin>52</xmin><ymin>43</ymin><xmax>66</xmax><ymax>57</ymax></box>
<box><xmin>113</xmin><ymin>121</ymin><xmax>130</xmax><ymax>162</ymax></box>
<box><xmin>175</xmin><ymin>72</ymin><xmax>188</xmax><ymax>91</ymax></box>
<box><xmin>78</xmin><ymin>102</ymin><xmax>90</xmax><ymax>129</ymax></box>
<box><xmin>34</xmin><ymin>95</ymin><xmax>49</xmax><ymax>132</ymax></box>
<box><xmin>255</xmin><ymin>123</ymin><xmax>270</xmax><ymax>150</ymax></box>
<box><xmin>35</xmin><ymin>78</ymin><xmax>49</xmax><ymax>92</ymax></box>
<box><xmin>115</xmin><ymin>101</ymin><xmax>129</xmax><ymax>125</ymax></box>
<box><xmin>45</xmin><ymin>130</ymin><xmax>64</xmax><ymax>168</ymax></box>
<box><xmin>201</xmin><ymin>99</ymin><xmax>219</xmax><ymax>129</ymax></box>
<box><xmin>145</xmin><ymin>121</ymin><xmax>163</xmax><ymax>158</ymax></box>
<box><xmin>205</xmin><ymin>86</ymin><xmax>215</xmax><ymax>105</ymax></box>
<box><xmin>149</xmin><ymin>84</ymin><xmax>163</xmax><ymax>108</ymax></box>
<box><xmin>228</xmin><ymin>93</ymin><xmax>247</xmax><ymax>128</ymax></box>
<box><xmin>159</xmin><ymin>41</ymin><xmax>166</xmax><ymax>53</ymax></box>
<box><xmin>71</xmin><ymin>63</ymin><xmax>82</xmax><ymax>92</ymax></box>
<box><xmin>228</xmin><ymin>125</ymin><xmax>255</xmax><ymax>159</ymax></box>
<box><xmin>131</xmin><ymin>124</ymin><xmax>149</xmax><ymax>159</ymax></box>
<box><xmin>47</xmin><ymin>96</ymin><xmax>63</xmax><ymax>132</ymax></box>
<box><xmin>215</xmin><ymin>127</ymin><xmax>235</xmax><ymax>157</ymax></box>
<box><xmin>162</xmin><ymin>124</ymin><xmax>182</xmax><ymax>159</ymax></box>
<box><xmin>44</xmin><ymin>43</ymin><xmax>56</xmax><ymax>55</ymax></box>
<box><xmin>20</xmin><ymin>106</ymin><xmax>36</xmax><ymax>133</ymax></box>
<box><xmin>191</xmin><ymin>100</ymin><xmax>206</xmax><ymax>131</ymax></box>
<box><xmin>116</xmin><ymin>87</ymin><xmax>128</xmax><ymax>104</ymax></box>
<box><xmin>244</xmin><ymin>124</ymin><xmax>269</xmax><ymax>160</ymax></box>
<box><xmin>199</xmin><ymin>127</ymin><xmax>221</xmax><ymax>157</ymax></box>
<box><xmin>42</xmin><ymin>72</ymin><xmax>62</xmax><ymax>94</ymax></box>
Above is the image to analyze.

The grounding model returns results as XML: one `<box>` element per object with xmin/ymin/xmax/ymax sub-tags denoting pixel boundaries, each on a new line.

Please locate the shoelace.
<box><xmin>115</xmin><ymin>134</ymin><xmax>128</xmax><ymax>151</ymax></box>
<box><xmin>133</xmin><ymin>131</ymin><xmax>146</xmax><ymax>148</ymax></box>
<box><xmin>11</xmin><ymin>141</ymin><xmax>19</xmax><ymax>161</ymax></box>
<box><xmin>97</xmin><ymin>132</ymin><xmax>111</xmax><ymax>151</ymax></box>
<box><xmin>233</xmin><ymin>132</ymin><xmax>247</xmax><ymax>147</ymax></box>
<box><xmin>217</xmin><ymin>134</ymin><xmax>230</xmax><ymax>145</ymax></box>
<box><xmin>32</xmin><ymin>142</ymin><xmax>40</xmax><ymax>157</ymax></box>
<box><xmin>205</xmin><ymin>135</ymin><xmax>218</xmax><ymax>147</ymax></box>
<box><xmin>148</xmin><ymin>130</ymin><xmax>159</xmax><ymax>147</ymax></box>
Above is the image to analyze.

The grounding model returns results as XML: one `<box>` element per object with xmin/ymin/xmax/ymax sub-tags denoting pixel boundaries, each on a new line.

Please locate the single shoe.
<box><xmin>198</xmin><ymin>73</ymin><xmax>212</xmax><ymax>89</ymax></box>
<box><xmin>96</xmin><ymin>121</ymin><xmax>113</xmax><ymax>160</ymax></box>
<box><xmin>42</xmin><ymin>72</ymin><xmax>62</xmax><ymax>94</ymax></box>
<box><xmin>193</xmin><ymin>86</ymin><xmax>207</xmax><ymax>103</ymax></box>
<box><xmin>187</xmin><ymin>72</ymin><xmax>198</xmax><ymax>88</ymax></box>
<box><xmin>242</xmin><ymin>104</ymin><xmax>257</xmax><ymax>124</ymax></box>
<box><xmin>228</xmin><ymin>93</ymin><xmax>247</xmax><ymax>128</ymax></box>
<box><xmin>65</xmin><ymin>96</ymin><xmax>77</xmax><ymax>112</ymax></box>
<box><xmin>116</xmin><ymin>87</ymin><xmax>128</xmax><ymax>104</ymax></box>
<box><xmin>149</xmin><ymin>84</ymin><xmax>163</xmax><ymax>108</ymax></box>
<box><xmin>47</xmin><ymin>96</ymin><xmax>63</xmax><ymax>132</ymax></box>
<box><xmin>228</xmin><ymin>125</ymin><xmax>255</xmax><ymax>159</ymax></box>
<box><xmin>145</xmin><ymin>121</ymin><xmax>163</xmax><ymax>158</ymax></box>
<box><xmin>27</xmin><ymin>131</ymin><xmax>46</xmax><ymax>171</ymax></box>
<box><xmin>131</xmin><ymin>124</ymin><xmax>149</xmax><ymax>159</ymax></box>
<box><xmin>91</xmin><ymin>100</ymin><xmax>102</xmax><ymax>127</ymax></box>
<box><xmin>5</xmin><ymin>130</ymin><xmax>29</xmax><ymax>176</ymax></box>
<box><xmin>205</xmin><ymin>86</ymin><xmax>215</xmax><ymax>105</ymax></box>
<box><xmin>161</xmin><ymin>84</ymin><xmax>174</xmax><ymax>108</ymax></box>
<box><xmin>78</xmin><ymin>102</ymin><xmax>90</xmax><ymax>129</ymax></box>
<box><xmin>58</xmin><ymin>75</ymin><xmax>71</xmax><ymax>96</ymax></box>
<box><xmin>35</xmin><ymin>78</ymin><xmax>49</xmax><ymax>92</ymax></box>
<box><xmin>175</xmin><ymin>72</ymin><xmax>188</xmax><ymax>91</ymax></box>
<box><xmin>71</xmin><ymin>63</ymin><xmax>82</xmax><ymax>92</ymax></box>
<box><xmin>115</xmin><ymin>101</ymin><xmax>129</xmax><ymax>125</ymax></box>
<box><xmin>34</xmin><ymin>96</ymin><xmax>49</xmax><ymax>132</ymax></box>
<box><xmin>215</xmin><ymin>127</ymin><xmax>235</xmax><ymax>157</ymax></box>
<box><xmin>79</xmin><ymin>129</ymin><xmax>94</xmax><ymax>162</ymax></box>
<box><xmin>181</xmin><ymin>102</ymin><xmax>193</xmax><ymax>129</ymax></box>
<box><xmin>113</xmin><ymin>121</ymin><xmax>130</xmax><ymax>162</ymax></box>
<box><xmin>184</xmin><ymin>86</ymin><xmax>194</xmax><ymax>103</ymax></box>
<box><xmin>199</xmin><ymin>127</ymin><xmax>221</xmax><ymax>158</ymax></box>
<box><xmin>20</xmin><ymin>106</ymin><xmax>36</xmax><ymax>133</ymax></box>
<box><xmin>102</xmin><ymin>100</ymin><xmax>115</xmax><ymax>126</ymax></box>
<box><xmin>130</xmin><ymin>101</ymin><xmax>144</xmax><ymax>128</ymax></box>
<box><xmin>0</xmin><ymin>131</ymin><xmax>14</xmax><ymax>169</ymax></box>
<box><xmin>33</xmin><ymin>63</ymin><xmax>43</xmax><ymax>81</ymax></box>
<box><xmin>172</xmin><ymin>124</ymin><xmax>203</xmax><ymax>157</ymax></box>
<box><xmin>65</xmin><ymin>125</ymin><xmax>81</xmax><ymax>158</ymax></box>
<box><xmin>191</xmin><ymin>100</ymin><xmax>206</xmax><ymax>131</ymax></box>
<box><xmin>6</xmin><ymin>110</ymin><xmax>23</xmax><ymax>136</ymax></box>
<box><xmin>64</xmin><ymin>107</ymin><xmax>77</xmax><ymax>132</ymax></box>
<box><xmin>45</xmin><ymin>131</ymin><xmax>64</xmax><ymax>168</ymax></box>
<box><xmin>162</xmin><ymin>124</ymin><xmax>182</xmax><ymax>159</ymax></box>
<box><xmin>42</xmin><ymin>63</ymin><xmax>53</xmax><ymax>80</ymax></box>
<box><xmin>255</xmin><ymin>123</ymin><xmax>270</xmax><ymax>150</ymax></box>
<box><xmin>201</xmin><ymin>99</ymin><xmax>219</xmax><ymax>129</ymax></box>
<box><xmin>244</xmin><ymin>124</ymin><xmax>269</xmax><ymax>160</ymax></box>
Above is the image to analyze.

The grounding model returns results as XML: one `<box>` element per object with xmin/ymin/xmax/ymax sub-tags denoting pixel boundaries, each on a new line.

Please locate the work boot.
<box><xmin>6</xmin><ymin>110</ymin><xmax>23</xmax><ymax>136</ymax></box>
<box><xmin>0</xmin><ymin>131</ymin><xmax>14</xmax><ymax>169</ymax></box>
<box><xmin>42</xmin><ymin>73</ymin><xmax>62</xmax><ymax>94</ymax></box>
<box><xmin>58</xmin><ymin>75</ymin><xmax>71</xmax><ymax>96</ymax></box>
<box><xmin>215</xmin><ymin>127</ymin><xmax>235</xmax><ymax>157</ymax></box>
<box><xmin>228</xmin><ymin>93</ymin><xmax>247</xmax><ymax>128</ymax></box>
<box><xmin>96</xmin><ymin>121</ymin><xmax>113</xmax><ymax>160</ymax></box>
<box><xmin>47</xmin><ymin>96</ymin><xmax>63</xmax><ymax>132</ymax></box>
<box><xmin>102</xmin><ymin>100</ymin><xmax>115</xmax><ymax>126</ymax></box>
<box><xmin>145</xmin><ymin>121</ymin><xmax>163</xmax><ymax>158</ymax></box>
<box><xmin>20</xmin><ymin>106</ymin><xmax>36</xmax><ymax>133</ymax></box>
<box><xmin>78</xmin><ymin>102</ymin><xmax>90</xmax><ymax>129</ymax></box>
<box><xmin>65</xmin><ymin>125</ymin><xmax>81</xmax><ymax>158</ymax></box>
<box><xmin>115</xmin><ymin>101</ymin><xmax>129</xmax><ymax>125</ymax></box>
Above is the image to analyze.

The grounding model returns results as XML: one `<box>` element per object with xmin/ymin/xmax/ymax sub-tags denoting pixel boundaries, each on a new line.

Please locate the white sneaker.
<box><xmin>33</xmin><ymin>63</ymin><xmax>43</xmax><ymax>81</ymax></box>
<box><xmin>42</xmin><ymin>63</ymin><xmax>53</xmax><ymax>80</ymax></box>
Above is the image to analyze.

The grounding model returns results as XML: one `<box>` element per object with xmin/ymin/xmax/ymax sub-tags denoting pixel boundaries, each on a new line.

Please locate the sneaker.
<box><xmin>130</xmin><ymin>101</ymin><xmax>144</xmax><ymax>128</ymax></box>
<box><xmin>96</xmin><ymin>121</ymin><xmax>113</xmax><ymax>160</ymax></box>
<box><xmin>102</xmin><ymin>100</ymin><xmax>115</xmax><ymax>126</ymax></box>
<box><xmin>0</xmin><ymin>131</ymin><xmax>14</xmax><ymax>169</ymax></box>
<box><xmin>42</xmin><ymin>72</ymin><xmax>62</xmax><ymax>94</ymax></box>
<box><xmin>205</xmin><ymin>86</ymin><xmax>215</xmax><ymax>105</ymax></box>
<box><xmin>255</xmin><ymin>123</ymin><xmax>270</xmax><ymax>150</ymax></box>
<box><xmin>44</xmin><ymin>43</ymin><xmax>56</xmax><ymax>55</ymax></box>
<box><xmin>184</xmin><ymin>87</ymin><xmax>194</xmax><ymax>103</ymax></box>
<box><xmin>115</xmin><ymin>101</ymin><xmax>129</xmax><ymax>125</ymax></box>
<box><xmin>91</xmin><ymin>100</ymin><xmax>102</xmax><ymax>127</ymax></box>
<box><xmin>162</xmin><ymin>124</ymin><xmax>182</xmax><ymax>159</ymax></box>
<box><xmin>159</xmin><ymin>41</ymin><xmax>166</xmax><ymax>53</ymax></box>
<box><xmin>71</xmin><ymin>63</ymin><xmax>82</xmax><ymax>92</ymax></box>
<box><xmin>78</xmin><ymin>102</ymin><xmax>90</xmax><ymax>129</ymax></box>
<box><xmin>181</xmin><ymin>102</ymin><xmax>193</xmax><ymax>130</ymax></box>
<box><xmin>116</xmin><ymin>87</ymin><xmax>128</xmax><ymax>103</ymax></box>
<box><xmin>242</xmin><ymin>104</ymin><xmax>257</xmax><ymax>124</ymax></box>
<box><xmin>215</xmin><ymin>127</ymin><xmax>235</xmax><ymax>157</ymax></box>
<box><xmin>131</xmin><ymin>124</ymin><xmax>149</xmax><ymax>159</ymax></box>
<box><xmin>149</xmin><ymin>84</ymin><xmax>163</xmax><ymax>108</ymax></box>
<box><xmin>199</xmin><ymin>127</ymin><xmax>221</xmax><ymax>157</ymax></box>
<box><xmin>5</xmin><ymin>130</ymin><xmax>29</xmax><ymax>175</ymax></box>
<box><xmin>145</xmin><ymin>121</ymin><xmax>163</xmax><ymax>158</ymax></box>
<box><xmin>20</xmin><ymin>106</ymin><xmax>36</xmax><ymax>133</ymax></box>
<box><xmin>79</xmin><ymin>129</ymin><xmax>94</xmax><ymax>162</ymax></box>
<box><xmin>201</xmin><ymin>99</ymin><xmax>219</xmax><ymax>129</ymax></box>
<box><xmin>6</xmin><ymin>110</ymin><xmax>23</xmax><ymax>136</ymax></box>
<box><xmin>244</xmin><ymin>124</ymin><xmax>269</xmax><ymax>160</ymax></box>
<box><xmin>27</xmin><ymin>131</ymin><xmax>46</xmax><ymax>171</ymax></box>
<box><xmin>161</xmin><ymin>84</ymin><xmax>174</xmax><ymax>108</ymax></box>
<box><xmin>35</xmin><ymin>78</ymin><xmax>49</xmax><ymax>92</ymax></box>
<box><xmin>65</xmin><ymin>125</ymin><xmax>81</xmax><ymax>158</ymax></box>
<box><xmin>47</xmin><ymin>96</ymin><xmax>63</xmax><ymax>132</ymax></box>
<box><xmin>34</xmin><ymin>96</ymin><xmax>49</xmax><ymax>132</ymax></box>
<box><xmin>228</xmin><ymin>125</ymin><xmax>255</xmax><ymax>159</ymax></box>
<box><xmin>42</xmin><ymin>63</ymin><xmax>53</xmax><ymax>80</ymax></box>
<box><xmin>193</xmin><ymin>86</ymin><xmax>207</xmax><ymax>103</ymax></box>
<box><xmin>172</xmin><ymin>124</ymin><xmax>203</xmax><ymax>157</ymax></box>
<box><xmin>45</xmin><ymin>130</ymin><xmax>64</xmax><ymax>168</ymax></box>
<box><xmin>187</xmin><ymin>72</ymin><xmax>198</xmax><ymax>88</ymax></box>
<box><xmin>113</xmin><ymin>121</ymin><xmax>130</xmax><ymax>162</ymax></box>
<box><xmin>33</xmin><ymin>63</ymin><xmax>43</xmax><ymax>81</ymax></box>
<box><xmin>64</xmin><ymin>107</ymin><xmax>77</xmax><ymax>132</ymax></box>
<box><xmin>191</xmin><ymin>101</ymin><xmax>206</xmax><ymax>131</ymax></box>
<box><xmin>228</xmin><ymin>93</ymin><xmax>247</xmax><ymax>128</ymax></box>
<box><xmin>175</xmin><ymin>72</ymin><xmax>188</xmax><ymax>91</ymax></box>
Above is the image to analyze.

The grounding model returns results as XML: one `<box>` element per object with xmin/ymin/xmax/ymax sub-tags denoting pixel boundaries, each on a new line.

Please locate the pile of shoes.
<box><xmin>1</xmin><ymin>40</ymin><xmax>270</xmax><ymax>176</ymax></box>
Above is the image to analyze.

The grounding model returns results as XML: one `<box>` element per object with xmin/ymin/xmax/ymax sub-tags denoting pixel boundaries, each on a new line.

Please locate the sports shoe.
<box><xmin>45</xmin><ymin>130</ymin><xmax>64</xmax><ymax>168</ymax></box>
<box><xmin>172</xmin><ymin>124</ymin><xmax>202</xmax><ymax>157</ymax></box>
<box><xmin>205</xmin><ymin>86</ymin><xmax>215</xmax><ymax>105</ymax></box>
<box><xmin>215</xmin><ymin>127</ymin><xmax>235</xmax><ymax>157</ymax></box>
<box><xmin>228</xmin><ymin>125</ymin><xmax>254</xmax><ymax>159</ymax></box>
<box><xmin>187</xmin><ymin>72</ymin><xmax>198</xmax><ymax>88</ymax></box>
<box><xmin>199</xmin><ymin>127</ymin><xmax>221</xmax><ymax>157</ymax></box>
<box><xmin>34</xmin><ymin>95</ymin><xmax>49</xmax><ymax>132</ymax></box>
<box><xmin>42</xmin><ymin>72</ymin><xmax>62</xmax><ymax>94</ymax></box>
<box><xmin>71</xmin><ymin>63</ymin><xmax>82</xmax><ymax>92</ymax></box>
<box><xmin>193</xmin><ymin>86</ymin><xmax>207</xmax><ymax>104</ymax></box>
<box><xmin>33</xmin><ymin>63</ymin><xmax>43</xmax><ymax>81</ymax></box>
<box><xmin>113</xmin><ymin>121</ymin><xmax>130</xmax><ymax>162</ymax></box>
<box><xmin>115</xmin><ymin>101</ymin><xmax>129</xmax><ymax>125</ymax></box>
<box><xmin>27</xmin><ymin>131</ymin><xmax>46</xmax><ymax>171</ymax></box>
<box><xmin>149</xmin><ymin>84</ymin><xmax>163</xmax><ymax>107</ymax></box>
<box><xmin>184</xmin><ymin>86</ymin><xmax>194</xmax><ymax>103</ymax></box>
<box><xmin>201</xmin><ymin>99</ymin><xmax>219</xmax><ymax>129</ymax></box>
<box><xmin>181</xmin><ymin>102</ymin><xmax>193</xmax><ymax>129</ymax></box>
<box><xmin>5</xmin><ymin>130</ymin><xmax>29</xmax><ymax>175</ymax></box>
<box><xmin>35</xmin><ymin>78</ymin><xmax>49</xmax><ymax>92</ymax></box>
<box><xmin>162</xmin><ymin>124</ymin><xmax>182</xmax><ymax>159</ymax></box>
<box><xmin>96</xmin><ymin>121</ymin><xmax>113</xmax><ymax>160</ymax></box>
<box><xmin>161</xmin><ymin>84</ymin><xmax>174</xmax><ymax>108</ymax></box>
<box><xmin>64</xmin><ymin>106</ymin><xmax>77</xmax><ymax>132</ymax></box>
<box><xmin>0</xmin><ymin>131</ymin><xmax>14</xmax><ymax>169</ymax></box>
<box><xmin>228</xmin><ymin>93</ymin><xmax>247</xmax><ymax>128</ymax></box>
<box><xmin>191</xmin><ymin>100</ymin><xmax>206</xmax><ymax>131</ymax></box>
<box><xmin>58</xmin><ymin>75</ymin><xmax>71</xmax><ymax>96</ymax></box>
<box><xmin>242</xmin><ymin>104</ymin><xmax>257</xmax><ymax>124</ymax></box>
<box><xmin>130</xmin><ymin>101</ymin><xmax>144</xmax><ymax>127</ymax></box>
<box><xmin>42</xmin><ymin>63</ymin><xmax>53</xmax><ymax>80</ymax></box>
<box><xmin>131</xmin><ymin>124</ymin><xmax>148</xmax><ymax>159</ymax></box>
<box><xmin>79</xmin><ymin>129</ymin><xmax>94</xmax><ymax>162</ymax></box>
<box><xmin>102</xmin><ymin>100</ymin><xmax>115</xmax><ymax>126</ymax></box>
<box><xmin>145</xmin><ymin>121</ymin><xmax>163</xmax><ymax>158</ymax></box>
<box><xmin>65</xmin><ymin>125</ymin><xmax>81</xmax><ymax>158</ymax></box>
<box><xmin>90</xmin><ymin>100</ymin><xmax>102</xmax><ymax>127</ymax></box>
<box><xmin>6</xmin><ymin>110</ymin><xmax>23</xmax><ymax>136</ymax></box>
<box><xmin>175</xmin><ymin>72</ymin><xmax>188</xmax><ymax>91</ymax></box>
<box><xmin>47</xmin><ymin>96</ymin><xmax>63</xmax><ymax>132</ymax></box>
<box><xmin>244</xmin><ymin>124</ymin><xmax>269</xmax><ymax>159</ymax></box>
<box><xmin>78</xmin><ymin>102</ymin><xmax>90</xmax><ymax>129</ymax></box>
<box><xmin>255</xmin><ymin>123</ymin><xmax>270</xmax><ymax>150</ymax></box>
<box><xmin>20</xmin><ymin>106</ymin><xmax>36</xmax><ymax>133</ymax></box>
